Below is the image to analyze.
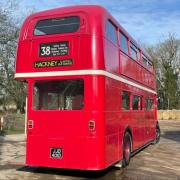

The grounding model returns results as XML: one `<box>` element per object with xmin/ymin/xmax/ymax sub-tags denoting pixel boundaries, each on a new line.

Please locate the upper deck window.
<box><xmin>148</xmin><ymin>61</ymin><xmax>153</xmax><ymax>71</ymax></box>
<box><xmin>34</xmin><ymin>16</ymin><xmax>80</xmax><ymax>36</ymax></box>
<box><xmin>106</xmin><ymin>20</ymin><xmax>118</xmax><ymax>45</ymax></box>
<box><xmin>142</xmin><ymin>54</ymin><xmax>148</xmax><ymax>67</ymax></box>
<box><xmin>130</xmin><ymin>42</ymin><xmax>140</xmax><ymax>61</ymax></box>
<box><xmin>120</xmin><ymin>32</ymin><xmax>128</xmax><ymax>54</ymax></box>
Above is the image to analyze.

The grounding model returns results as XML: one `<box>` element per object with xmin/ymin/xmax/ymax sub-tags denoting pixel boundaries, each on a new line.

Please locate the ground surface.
<box><xmin>0</xmin><ymin>120</ymin><xmax>180</xmax><ymax>180</ymax></box>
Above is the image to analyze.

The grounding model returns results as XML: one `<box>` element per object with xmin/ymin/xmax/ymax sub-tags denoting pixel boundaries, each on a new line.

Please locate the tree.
<box><xmin>147</xmin><ymin>34</ymin><xmax>180</xmax><ymax>109</ymax></box>
<box><xmin>0</xmin><ymin>6</ymin><xmax>27</xmax><ymax>113</ymax></box>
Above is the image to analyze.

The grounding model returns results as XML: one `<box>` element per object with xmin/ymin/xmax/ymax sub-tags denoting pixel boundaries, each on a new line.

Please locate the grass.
<box><xmin>4</xmin><ymin>129</ymin><xmax>24</xmax><ymax>135</ymax></box>
<box><xmin>0</xmin><ymin>113</ymin><xmax>25</xmax><ymax>136</ymax></box>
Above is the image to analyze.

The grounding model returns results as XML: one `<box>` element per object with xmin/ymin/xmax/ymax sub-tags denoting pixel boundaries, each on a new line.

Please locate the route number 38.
<box><xmin>40</xmin><ymin>46</ymin><xmax>51</xmax><ymax>56</ymax></box>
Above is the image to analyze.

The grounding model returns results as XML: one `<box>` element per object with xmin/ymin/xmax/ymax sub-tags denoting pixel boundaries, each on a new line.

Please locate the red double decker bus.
<box><xmin>15</xmin><ymin>5</ymin><xmax>160</xmax><ymax>170</ymax></box>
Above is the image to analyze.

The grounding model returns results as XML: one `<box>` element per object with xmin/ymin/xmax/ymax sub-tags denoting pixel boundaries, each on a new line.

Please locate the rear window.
<box><xmin>34</xmin><ymin>16</ymin><xmax>80</xmax><ymax>36</ymax></box>
<box><xmin>33</xmin><ymin>79</ymin><xmax>84</xmax><ymax>110</ymax></box>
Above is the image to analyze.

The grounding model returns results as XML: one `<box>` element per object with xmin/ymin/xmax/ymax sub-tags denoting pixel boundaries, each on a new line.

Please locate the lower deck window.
<box><xmin>145</xmin><ymin>98</ymin><xmax>153</xmax><ymax>110</ymax></box>
<box><xmin>133</xmin><ymin>95</ymin><xmax>142</xmax><ymax>110</ymax></box>
<box><xmin>122</xmin><ymin>91</ymin><xmax>130</xmax><ymax>110</ymax></box>
<box><xmin>33</xmin><ymin>79</ymin><xmax>84</xmax><ymax>110</ymax></box>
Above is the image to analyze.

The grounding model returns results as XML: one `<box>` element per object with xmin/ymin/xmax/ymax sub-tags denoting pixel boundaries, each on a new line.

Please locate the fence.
<box><xmin>157</xmin><ymin>110</ymin><xmax>180</xmax><ymax>120</ymax></box>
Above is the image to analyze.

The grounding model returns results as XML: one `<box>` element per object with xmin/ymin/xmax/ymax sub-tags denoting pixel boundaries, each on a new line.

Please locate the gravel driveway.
<box><xmin>0</xmin><ymin>120</ymin><xmax>180</xmax><ymax>180</ymax></box>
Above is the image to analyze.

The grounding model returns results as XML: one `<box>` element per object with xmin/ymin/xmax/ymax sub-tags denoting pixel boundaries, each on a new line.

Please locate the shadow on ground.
<box><xmin>0</xmin><ymin>136</ymin><xmax>5</xmax><ymax>164</ymax></box>
<box><xmin>161</xmin><ymin>130</ymin><xmax>180</xmax><ymax>143</ymax></box>
<box><xmin>17</xmin><ymin>165</ymin><xmax>131</xmax><ymax>180</ymax></box>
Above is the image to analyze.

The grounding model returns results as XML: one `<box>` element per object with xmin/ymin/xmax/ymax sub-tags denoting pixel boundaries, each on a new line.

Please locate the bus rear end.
<box><xmin>27</xmin><ymin>76</ymin><xmax>105</xmax><ymax>170</ymax></box>
<box><xmin>15</xmin><ymin>6</ymin><xmax>106</xmax><ymax>170</ymax></box>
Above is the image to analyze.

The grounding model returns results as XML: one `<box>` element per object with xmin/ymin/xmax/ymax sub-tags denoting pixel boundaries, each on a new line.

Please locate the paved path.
<box><xmin>0</xmin><ymin>120</ymin><xmax>180</xmax><ymax>180</ymax></box>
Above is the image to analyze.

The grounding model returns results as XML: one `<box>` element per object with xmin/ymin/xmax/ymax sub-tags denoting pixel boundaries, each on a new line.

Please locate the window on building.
<box><xmin>120</xmin><ymin>32</ymin><xmax>128</xmax><ymax>54</ymax></box>
<box><xmin>132</xmin><ymin>95</ymin><xmax>142</xmax><ymax>110</ymax></box>
<box><xmin>106</xmin><ymin>20</ymin><xmax>118</xmax><ymax>45</ymax></box>
<box><xmin>122</xmin><ymin>91</ymin><xmax>130</xmax><ymax>110</ymax></box>
<box><xmin>34</xmin><ymin>16</ymin><xmax>80</xmax><ymax>36</ymax></box>
<box><xmin>33</xmin><ymin>79</ymin><xmax>84</xmax><ymax>110</ymax></box>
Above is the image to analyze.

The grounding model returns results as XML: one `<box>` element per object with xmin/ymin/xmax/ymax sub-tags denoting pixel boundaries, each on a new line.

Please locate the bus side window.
<box><xmin>130</xmin><ymin>42</ymin><xmax>139</xmax><ymax>61</ymax></box>
<box><xmin>122</xmin><ymin>91</ymin><xmax>130</xmax><ymax>110</ymax></box>
<box><xmin>148</xmin><ymin>61</ymin><xmax>153</xmax><ymax>71</ymax></box>
<box><xmin>119</xmin><ymin>32</ymin><xmax>128</xmax><ymax>54</ymax></box>
<box><xmin>145</xmin><ymin>98</ymin><xmax>154</xmax><ymax>110</ymax></box>
<box><xmin>132</xmin><ymin>95</ymin><xmax>141</xmax><ymax>110</ymax></box>
<box><xmin>106</xmin><ymin>20</ymin><xmax>118</xmax><ymax>45</ymax></box>
<box><xmin>142</xmin><ymin>54</ymin><xmax>148</xmax><ymax>67</ymax></box>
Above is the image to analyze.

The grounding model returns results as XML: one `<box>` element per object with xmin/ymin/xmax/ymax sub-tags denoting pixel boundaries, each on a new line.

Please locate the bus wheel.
<box><xmin>152</xmin><ymin>122</ymin><xmax>161</xmax><ymax>144</ymax></box>
<box><xmin>122</xmin><ymin>132</ymin><xmax>132</xmax><ymax>167</ymax></box>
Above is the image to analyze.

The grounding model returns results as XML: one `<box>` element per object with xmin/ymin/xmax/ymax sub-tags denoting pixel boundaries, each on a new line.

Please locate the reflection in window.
<box><xmin>106</xmin><ymin>20</ymin><xmax>117</xmax><ymax>45</ymax></box>
<box><xmin>148</xmin><ymin>61</ymin><xmax>153</xmax><ymax>71</ymax></box>
<box><xmin>130</xmin><ymin>42</ymin><xmax>139</xmax><ymax>61</ymax></box>
<box><xmin>133</xmin><ymin>95</ymin><xmax>142</xmax><ymax>110</ymax></box>
<box><xmin>33</xmin><ymin>80</ymin><xmax>84</xmax><ymax>110</ymax></box>
<box><xmin>34</xmin><ymin>16</ymin><xmax>80</xmax><ymax>36</ymax></box>
<box><xmin>120</xmin><ymin>32</ymin><xmax>128</xmax><ymax>54</ymax></box>
<box><xmin>145</xmin><ymin>98</ymin><xmax>153</xmax><ymax>110</ymax></box>
<box><xmin>142</xmin><ymin>54</ymin><xmax>148</xmax><ymax>67</ymax></box>
<box><xmin>33</xmin><ymin>86</ymin><xmax>39</xmax><ymax>109</ymax></box>
<box><xmin>122</xmin><ymin>91</ymin><xmax>130</xmax><ymax>110</ymax></box>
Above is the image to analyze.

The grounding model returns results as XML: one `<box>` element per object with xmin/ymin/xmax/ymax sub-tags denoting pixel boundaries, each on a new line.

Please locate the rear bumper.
<box><xmin>26</xmin><ymin>135</ymin><xmax>106</xmax><ymax>170</ymax></box>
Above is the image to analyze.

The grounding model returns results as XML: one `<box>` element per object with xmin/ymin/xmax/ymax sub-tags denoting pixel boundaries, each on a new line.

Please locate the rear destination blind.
<box><xmin>34</xmin><ymin>16</ymin><xmax>80</xmax><ymax>36</ymax></box>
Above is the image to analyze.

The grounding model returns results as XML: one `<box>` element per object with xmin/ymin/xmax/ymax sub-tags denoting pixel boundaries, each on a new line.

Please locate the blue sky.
<box><xmin>5</xmin><ymin>0</ymin><xmax>180</xmax><ymax>45</ymax></box>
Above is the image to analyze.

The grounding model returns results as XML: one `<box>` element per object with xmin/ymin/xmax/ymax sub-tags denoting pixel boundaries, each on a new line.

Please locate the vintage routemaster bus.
<box><xmin>15</xmin><ymin>5</ymin><xmax>160</xmax><ymax>170</ymax></box>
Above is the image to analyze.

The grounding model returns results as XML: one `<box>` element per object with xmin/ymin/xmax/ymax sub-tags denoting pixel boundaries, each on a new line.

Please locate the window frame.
<box><xmin>132</xmin><ymin>95</ymin><xmax>143</xmax><ymax>111</ymax></box>
<box><xmin>142</xmin><ymin>53</ymin><xmax>148</xmax><ymax>67</ymax></box>
<box><xmin>106</xmin><ymin>20</ymin><xmax>118</xmax><ymax>45</ymax></box>
<box><xmin>145</xmin><ymin>98</ymin><xmax>154</xmax><ymax>111</ymax></box>
<box><xmin>33</xmin><ymin>79</ymin><xmax>84</xmax><ymax>111</ymax></box>
<box><xmin>121</xmin><ymin>91</ymin><xmax>131</xmax><ymax>110</ymax></box>
<box><xmin>34</xmin><ymin>16</ymin><xmax>80</xmax><ymax>36</ymax></box>
<box><xmin>130</xmin><ymin>42</ymin><xmax>140</xmax><ymax>61</ymax></box>
<box><xmin>119</xmin><ymin>31</ymin><xmax>129</xmax><ymax>54</ymax></box>
<box><xmin>147</xmin><ymin>61</ymin><xmax>153</xmax><ymax>71</ymax></box>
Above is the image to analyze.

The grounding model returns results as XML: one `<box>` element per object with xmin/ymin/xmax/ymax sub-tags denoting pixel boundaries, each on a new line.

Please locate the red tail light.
<box><xmin>28</xmin><ymin>120</ymin><xmax>34</xmax><ymax>129</ymax></box>
<box><xmin>89</xmin><ymin>120</ymin><xmax>96</xmax><ymax>131</ymax></box>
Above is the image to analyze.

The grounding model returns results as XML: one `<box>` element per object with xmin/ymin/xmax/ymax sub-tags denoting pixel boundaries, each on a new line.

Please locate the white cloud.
<box><xmin>3</xmin><ymin>0</ymin><xmax>179</xmax><ymax>44</ymax></box>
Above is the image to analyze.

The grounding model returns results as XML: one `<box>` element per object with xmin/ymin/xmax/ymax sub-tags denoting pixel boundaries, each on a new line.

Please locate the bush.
<box><xmin>0</xmin><ymin>113</ymin><xmax>25</xmax><ymax>135</ymax></box>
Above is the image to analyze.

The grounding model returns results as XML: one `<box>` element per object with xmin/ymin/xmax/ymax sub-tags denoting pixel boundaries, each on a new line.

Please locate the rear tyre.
<box><xmin>152</xmin><ymin>122</ymin><xmax>161</xmax><ymax>144</ymax></box>
<box><xmin>122</xmin><ymin>132</ymin><xmax>132</xmax><ymax>167</ymax></box>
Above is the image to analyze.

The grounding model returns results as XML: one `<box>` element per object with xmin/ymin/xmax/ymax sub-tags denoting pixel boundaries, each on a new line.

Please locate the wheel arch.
<box><xmin>123</xmin><ymin>126</ymin><xmax>133</xmax><ymax>151</ymax></box>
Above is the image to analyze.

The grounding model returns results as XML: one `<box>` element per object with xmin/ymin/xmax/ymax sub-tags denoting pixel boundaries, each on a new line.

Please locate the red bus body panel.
<box><xmin>15</xmin><ymin>5</ymin><xmax>157</xmax><ymax>170</ymax></box>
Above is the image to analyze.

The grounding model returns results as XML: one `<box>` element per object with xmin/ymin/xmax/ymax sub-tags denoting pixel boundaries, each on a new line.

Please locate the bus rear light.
<box><xmin>28</xmin><ymin>120</ymin><xmax>34</xmax><ymax>129</ymax></box>
<box><xmin>88</xmin><ymin>120</ymin><xmax>96</xmax><ymax>131</ymax></box>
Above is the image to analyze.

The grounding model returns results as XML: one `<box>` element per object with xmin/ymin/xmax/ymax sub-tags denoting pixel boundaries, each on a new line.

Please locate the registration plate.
<box><xmin>50</xmin><ymin>148</ymin><xmax>62</xmax><ymax>158</ymax></box>
<box><xmin>39</xmin><ymin>41</ymin><xmax>69</xmax><ymax>57</ymax></box>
